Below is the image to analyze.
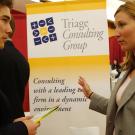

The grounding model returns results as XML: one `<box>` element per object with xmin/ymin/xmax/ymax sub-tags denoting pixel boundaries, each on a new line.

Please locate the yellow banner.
<box><xmin>26</xmin><ymin>0</ymin><xmax>106</xmax><ymax>15</ymax></box>
<box><xmin>26</xmin><ymin>1</ymin><xmax>110</xmax><ymax>135</ymax></box>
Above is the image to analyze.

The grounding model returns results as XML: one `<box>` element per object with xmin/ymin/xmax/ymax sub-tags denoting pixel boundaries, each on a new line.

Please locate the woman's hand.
<box><xmin>78</xmin><ymin>76</ymin><xmax>93</xmax><ymax>98</ymax></box>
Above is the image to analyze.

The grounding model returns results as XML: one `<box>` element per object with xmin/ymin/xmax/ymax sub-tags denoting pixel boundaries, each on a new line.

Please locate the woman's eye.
<box><xmin>118</xmin><ymin>23</ymin><xmax>126</xmax><ymax>28</ymax></box>
<box><xmin>114</xmin><ymin>22</ymin><xmax>126</xmax><ymax>29</ymax></box>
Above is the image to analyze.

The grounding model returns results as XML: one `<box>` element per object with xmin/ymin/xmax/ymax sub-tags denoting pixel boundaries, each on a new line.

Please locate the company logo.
<box><xmin>31</xmin><ymin>17</ymin><xmax>57</xmax><ymax>46</ymax></box>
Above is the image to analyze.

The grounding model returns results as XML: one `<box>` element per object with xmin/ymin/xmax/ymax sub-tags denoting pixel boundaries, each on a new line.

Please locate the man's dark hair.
<box><xmin>0</xmin><ymin>0</ymin><xmax>13</xmax><ymax>9</ymax></box>
<box><xmin>9</xmin><ymin>16</ymin><xmax>15</xmax><ymax>38</ymax></box>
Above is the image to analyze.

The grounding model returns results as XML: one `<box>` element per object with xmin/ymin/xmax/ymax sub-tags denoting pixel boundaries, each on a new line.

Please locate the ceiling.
<box><xmin>13</xmin><ymin>0</ymin><xmax>35</xmax><ymax>13</ymax></box>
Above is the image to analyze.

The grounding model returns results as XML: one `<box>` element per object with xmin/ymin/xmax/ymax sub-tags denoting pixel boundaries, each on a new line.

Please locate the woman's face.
<box><xmin>0</xmin><ymin>6</ymin><xmax>12</xmax><ymax>49</ymax></box>
<box><xmin>115</xmin><ymin>11</ymin><xmax>135</xmax><ymax>52</ymax></box>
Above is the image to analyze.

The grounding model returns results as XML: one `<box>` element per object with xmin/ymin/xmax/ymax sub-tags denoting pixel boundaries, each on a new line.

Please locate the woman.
<box><xmin>78</xmin><ymin>1</ymin><xmax>135</xmax><ymax>135</ymax></box>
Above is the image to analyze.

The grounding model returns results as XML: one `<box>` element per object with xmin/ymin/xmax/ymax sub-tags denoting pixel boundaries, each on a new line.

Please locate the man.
<box><xmin>0</xmin><ymin>0</ymin><xmax>12</xmax><ymax>49</ymax></box>
<box><xmin>0</xmin><ymin>0</ymin><xmax>40</xmax><ymax>134</ymax></box>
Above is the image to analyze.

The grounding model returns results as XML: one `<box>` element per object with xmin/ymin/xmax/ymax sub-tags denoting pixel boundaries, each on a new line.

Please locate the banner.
<box><xmin>26</xmin><ymin>1</ymin><xmax>110</xmax><ymax>135</ymax></box>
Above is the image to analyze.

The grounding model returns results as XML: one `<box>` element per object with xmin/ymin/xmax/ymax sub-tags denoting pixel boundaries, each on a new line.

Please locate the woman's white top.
<box><xmin>116</xmin><ymin>76</ymin><xmax>131</xmax><ymax>106</ymax></box>
<box><xmin>113</xmin><ymin>75</ymin><xmax>131</xmax><ymax>135</ymax></box>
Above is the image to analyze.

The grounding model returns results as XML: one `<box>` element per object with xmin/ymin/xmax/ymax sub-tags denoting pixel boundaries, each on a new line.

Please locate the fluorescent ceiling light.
<box><xmin>49</xmin><ymin>0</ymin><xmax>64</xmax><ymax>1</ymax></box>
<box><xmin>31</xmin><ymin>0</ymin><xmax>40</xmax><ymax>2</ymax></box>
<box><xmin>31</xmin><ymin>0</ymin><xmax>64</xmax><ymax>1</ymax></box>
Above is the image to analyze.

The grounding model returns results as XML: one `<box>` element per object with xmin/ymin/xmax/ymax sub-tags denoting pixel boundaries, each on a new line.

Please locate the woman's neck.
<box><xmin>129</xmin><ymin>69</ymin><xmax>135</xmax><ymax>79</ymax></box>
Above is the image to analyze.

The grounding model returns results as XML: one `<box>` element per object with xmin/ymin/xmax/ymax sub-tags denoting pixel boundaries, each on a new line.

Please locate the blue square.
<box><xmin>49</xmin><ymin>33</ymin><xmax>57</xmax><ymax>42</ymax></box>
<box><xmin>31</xmin><ymin>21</ymin><xmax>38</xmax><ymax>29</ymax></box>
<box><xmin>34</xmin><ymin>37</ymin><xmax>42</xmax><ymax>45</ymax></box>
<box><xmin>46</xmin><ymin>17</ymin><xmax>54</xmax><ymax>26</ymax></box>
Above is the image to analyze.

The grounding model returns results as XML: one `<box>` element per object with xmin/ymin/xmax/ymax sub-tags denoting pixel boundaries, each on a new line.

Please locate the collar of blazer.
<box><xmin>115</xmin><ymin>69</ymin><xmax>135</xmax><ymax>115</ymax></box>
<box><xmin>106</xmin><ymin>70</ymin><xmax>129</xmax><ymax>118</ymax></box>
